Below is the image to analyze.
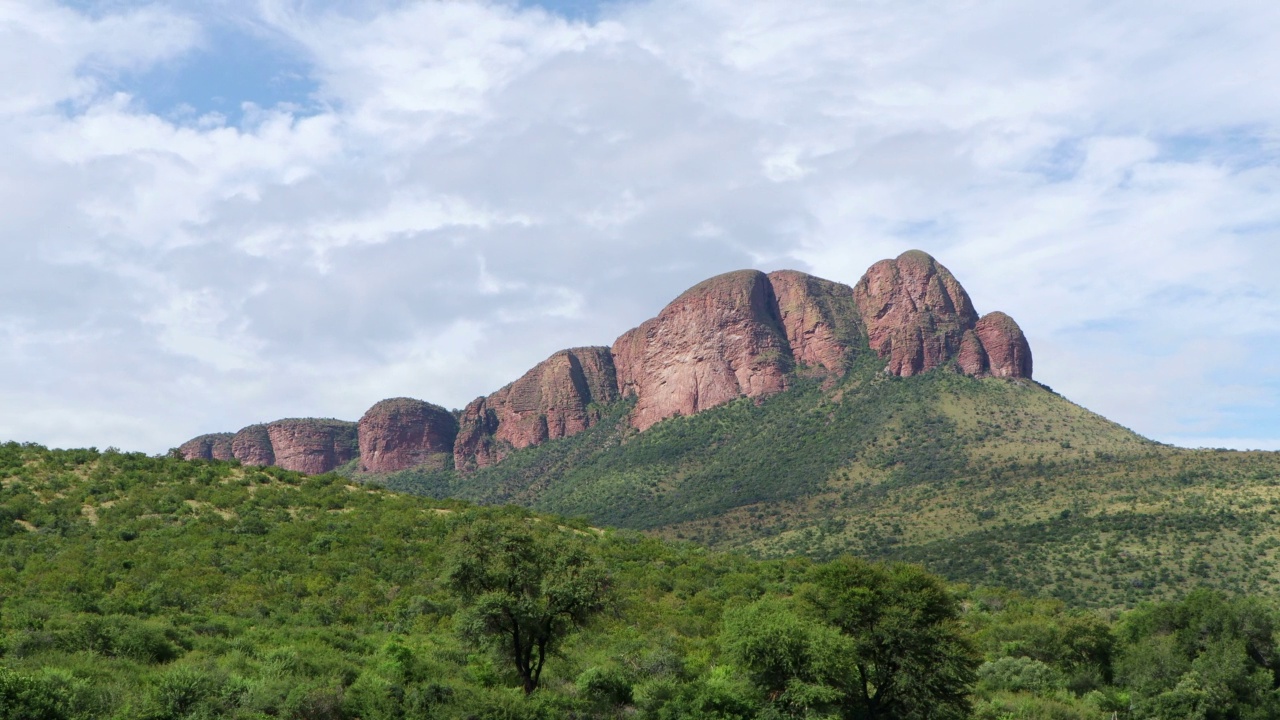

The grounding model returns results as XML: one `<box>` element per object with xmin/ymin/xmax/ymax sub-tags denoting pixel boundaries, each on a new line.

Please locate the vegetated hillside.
<box><xmin>375</xmin><ymin>358</ymin><xmax>1280</xmax><ymax>609</ymax></box>
<box><xmin>7</xmin><ymin>443</ymin><xmax>1280</xmax><ymax>720</ymax></box>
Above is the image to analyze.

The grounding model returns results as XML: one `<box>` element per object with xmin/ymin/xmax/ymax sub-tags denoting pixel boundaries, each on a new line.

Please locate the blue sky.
<box><xmin>1</xmin><ymin>0</ymin><xmax>1279</xmax><ymax>453</ymax></box>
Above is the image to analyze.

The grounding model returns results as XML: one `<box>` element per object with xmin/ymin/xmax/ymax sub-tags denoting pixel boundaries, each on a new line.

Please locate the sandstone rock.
<box><xmin>975</xmin><ymin>312</ymin><xmax>1033</xmax><ymax>378</ymax></box>
<box><xmin>767</xmin><ymin>270</ymin><xmax>864</xmax><ymax>375</ymax></box>
<box><xmin>852</xmin><ymin>250</ymin><xmax>980</xmax><ymax>377</ymax></box>
<box><xmin>613</xmin><ymin>270</ymin><xmax>791</xmax><ymax>431</ymax></box>
<box><xmin>359</xmin><ymin>398</ymin><xmax>458</xmax><ymax>473</ymax></box>
<box><xmin>454</xmin><ymin>347</ymin><xmax>619</xmax><ymax>470</ymax></box>
<box><xmin>231</xmin><ymin>424</ymin><xmax>275</xmax><ymax>467</ymax></box>
<box><xmin>956</xmin><ymin>329</ymin><xmax>989</xmax><ymax>376</ymax></box>
<box><xmin>265</xmin><ymin>419</ymin><xmax>359</xmax><ymax>475</ymax></box>
<box><xmin>178</xmin><ymin>433</ymin><xmax>234</xmax><ymax>461</ymax></box>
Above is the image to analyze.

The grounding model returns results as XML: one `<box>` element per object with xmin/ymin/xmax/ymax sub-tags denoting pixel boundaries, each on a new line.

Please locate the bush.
<box><xmin>977</xmin><ymin>657</ymin><xmax>1065</xmax><ymax>695</ymax></box>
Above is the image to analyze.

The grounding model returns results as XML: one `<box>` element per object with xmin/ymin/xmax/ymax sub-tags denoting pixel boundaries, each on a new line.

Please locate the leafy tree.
<box><xmin>803</xmin><ymin>557</ymin><xmax>978</xmax><ymax>720</ymax></box>
<box><xmin>444</xmin><ymin>512</ymin><xmax>610</xmax><ymax>694</ymax></box>
<box><xmin>722</xmin><ymin>596</ymin><xmax>849</xmax><ymax>717</ymax></box>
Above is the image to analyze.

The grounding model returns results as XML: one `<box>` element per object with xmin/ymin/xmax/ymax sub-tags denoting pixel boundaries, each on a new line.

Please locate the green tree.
<box><xmin>803</xmin><ymin>557</ymin><xmax>978</xmax><ymax>720</ymax></box>
<box><xmin>444</xmin><ymin>512</ymin><xmax>610</xmax><ymax>694</ymax></box>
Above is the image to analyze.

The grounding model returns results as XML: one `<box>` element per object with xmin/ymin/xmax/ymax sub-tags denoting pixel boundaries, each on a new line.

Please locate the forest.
<box><xmin>4</xmin><ymin>444</ymin><xmax>1280</xmax><ymax>719</ymax></box>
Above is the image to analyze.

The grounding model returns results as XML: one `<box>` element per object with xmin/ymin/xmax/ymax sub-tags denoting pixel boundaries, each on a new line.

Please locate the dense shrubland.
<box><xmin>4</xmin><ymin>444</ymin><xmax>1280</xmax><ymax>719</ymax></box>
<box><xmin>377</xmin><ymin>366</ymin><xmax>1280</xmax><ymax>608</ymax></box>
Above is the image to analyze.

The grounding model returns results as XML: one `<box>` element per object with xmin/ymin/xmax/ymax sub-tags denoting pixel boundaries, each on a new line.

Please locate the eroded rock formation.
<box><xmin>612</xmin><ymin>270</ymin><xmax>792</xmax><ymax>431</ymax></box>
<box><xmin>852</xmin><ymin>250</ymin><xmax>980</xmax><ymax>377</ymax></box>
<box><xmin>767</xmin><ymin>270</ymin><xmax>864</xmax><ymax>375</ymax></box>
<box><xmin>231</xmin><ymin>425</ymin><xmax>274</xmax><ymax>467</ymax></box>
<box><xmin>224</xmin><ymin>419</ymin><xmax>358</xmax><ymax>473</ymax></box>
<box><xmin>454</xmin><ymin>347</ymin><xmax>619</xmax><ymax>470</ymax></box>
<box><xmin>265</xmin><ymin>419</ymin><xmax>359</xmax><ymax>474</ymax></box>
<box><xmin>178</xmin><ymin>433</ymin><xmax>235</xmax><ymax>461</ymax></box>
<box><xmin>850</xmin><ymin>250</ymin><xmax>1032</xmax><ymax>380</ymax></box>
<box><xmin>359</xmin><ymin>398</ymin><xmax>458</xmax><ymax>473</ymax></box>
<box><xmin>974</xmin><ymin>312</ymin><xmax>1033</xmax><ymax>379</ymax></box>
<box><xmin>178</xmin><ymin>250</ymin><xmax>1033</xmax><ymax>475</ymax></box>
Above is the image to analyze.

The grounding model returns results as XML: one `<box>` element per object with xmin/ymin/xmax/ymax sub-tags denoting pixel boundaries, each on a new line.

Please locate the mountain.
<box><xmin>175</xmin><ymin>250</ymin><xmax>1280</xmax><ymax>608</ymax></box>
<box><xmin>179</xmin><ymin>250</ymin><xmax>1032</xmax><ymax>475</ymax></box>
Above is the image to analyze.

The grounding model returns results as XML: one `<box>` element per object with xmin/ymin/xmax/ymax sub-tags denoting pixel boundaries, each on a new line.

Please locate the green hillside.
<box><xmin>374</xmin><ymin>360</ymin><xmax>1280</xmax><ymax>609</ymax></box>
<box><xmin>7</xmin><ymin>443</ymin><xmax>1280</xmax><ymax>720</ymax></box>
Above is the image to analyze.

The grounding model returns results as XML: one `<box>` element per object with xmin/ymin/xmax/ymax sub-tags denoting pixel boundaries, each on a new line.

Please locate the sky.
<box><xmin>2</xmin><ymin>0</ymin><xmax>1279</xmax><ymax>454</ymax></box>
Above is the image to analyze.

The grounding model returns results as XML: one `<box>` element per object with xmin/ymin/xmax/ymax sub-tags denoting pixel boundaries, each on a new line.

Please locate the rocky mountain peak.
<box><xmin>177</xmin><ymin>250</ymin><xmax>1033</xmax><ymax>476</ymax></box>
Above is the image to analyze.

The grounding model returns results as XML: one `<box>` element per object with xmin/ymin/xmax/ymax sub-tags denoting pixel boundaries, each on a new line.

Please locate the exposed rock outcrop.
<box><xmin>178</xmin><ymin>433</ymin><xmax>235</xmax><ymax>461</ymax></box>
<box><xmin>956</xmin><ymin>330</ymin><xmax>989</xmax><ymax>377</ymax></box>
<box><xmin>359</xmin><ymin>398</ymin><xmax>458</xmax><ymax>473</ymax></box>
<box><xmin>767</xmin><ymin>270</ymin><xmax>864</xmax><ymax>375</ymax></box>
<box><xmin>612</xmin><ymin>270</ymin><xmax>792</xmax><ymax>431</ymax></box>
<box><xmin>231</xmin><ymin>424</ymin><xmax>274</xmax><ymax>467</ymax></box>
<box><xmin>454</xmin><ymin>347</ymin><xmax>619</xmax><ymax>470</ymax></box>
<box><xmin>974</xmin><ymin>312</ymin><xmax>1033</xmax><ymax>379</ymax></box>
<box><xmin>225</xmin><ymin>419</ymin><xmax>358</xmax><ymax>473</ymax></box>
<box><xmin>852</xmin><ymin>250</ymin><xmax>980</xmax><ymax>377</ymax></box>
<box><xmin>851</xmin><ymin>250</ymin><xmax>1031</xmax><ymax>380</ymax></box>
<box><xmin>265</xmin><ymin>419</ymin><xmax>359</xmax><ymax>474</ymax></box>
<box><xmin>178</xmin><ymin>250</ymin><xmax>1033</xmax><ymax>476</ymax></box>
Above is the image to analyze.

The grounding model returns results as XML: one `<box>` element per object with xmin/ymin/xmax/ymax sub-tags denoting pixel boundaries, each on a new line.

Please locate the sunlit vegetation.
<box><xmin>377</xmin><ymin>362</ymin><xmax>1280</xmax><ymax>608</ymax></box>
<box><xmin>5</xmin><ymin>444</ymin><xmax>1280</xmax><ymax>718</ymax></box>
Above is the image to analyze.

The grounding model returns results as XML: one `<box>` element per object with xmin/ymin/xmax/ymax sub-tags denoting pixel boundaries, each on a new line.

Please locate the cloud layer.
<box><xmin>2</xmin><ymin>0</ymin><xmax>1278</xmax><ymax>452</ymax></box>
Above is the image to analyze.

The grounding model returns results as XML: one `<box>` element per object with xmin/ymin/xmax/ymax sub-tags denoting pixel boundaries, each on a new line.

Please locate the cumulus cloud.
<box><xmin>0</xmin><ymin>0</ymin><xmax>1277</xmax><ymax>452</ymax></box>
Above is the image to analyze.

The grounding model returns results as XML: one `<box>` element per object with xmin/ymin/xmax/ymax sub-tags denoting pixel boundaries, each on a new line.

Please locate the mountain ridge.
<box><xmin>179</xmin><ymin>249</ymin><xmax>1032</xmax><ymax>475</ymax></box>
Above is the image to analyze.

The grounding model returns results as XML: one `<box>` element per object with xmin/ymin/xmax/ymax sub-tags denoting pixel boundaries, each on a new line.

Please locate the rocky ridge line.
<box><xmin>178</xmin><ymin>250</ymin><xmax>1032</xmax><ymax>474</ymax></box>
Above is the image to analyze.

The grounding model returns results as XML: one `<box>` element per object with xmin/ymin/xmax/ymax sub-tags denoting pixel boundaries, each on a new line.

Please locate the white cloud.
<box><xmin>1</xmin><ymin>0</ymin><xmax>1279</xmax><ymax>452</ymax></box>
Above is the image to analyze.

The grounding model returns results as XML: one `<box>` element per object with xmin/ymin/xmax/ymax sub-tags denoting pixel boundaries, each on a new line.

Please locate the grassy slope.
<box><xmin>375</xmin><ymin>361</ymin><xmax>1280</xmax><ymax>608</ymax></box>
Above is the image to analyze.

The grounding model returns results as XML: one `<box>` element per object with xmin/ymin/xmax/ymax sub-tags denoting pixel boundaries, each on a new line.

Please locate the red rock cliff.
<box><xmin>767</xmin><ymin>270</ymin><xmax>864</xmax><ymax>375</ymax></box>
<box><xmin>359</xmin><ymin>398</ymin><xmax>458</xmax><ymax>473</ymax></box>
<box><xmin>266</xmin><ymin>419</ymin><xmax>359</xmax><ymax>474</ymax></box>
<box><xmin>851</xmin><ymin>250</ymin><xmax>1031</xmax><ymax>380</ymax></box>
<box><xmin>974</xmin><ymin>312</ymin><xmax>1033</xmax><ymax>378</ymax></box>
<box><xmin>852</xmin><ymin>250</ymin><xmax>980</xmax><ymax>377</ymax></box>
<box><xmin>231</xmin><ymin>424</ymin><xmax>275</xmax><ymax>467</ymax></box>
<box><xmin>454</xmin><ymin>346</ymin><xmax>619</xmax><ymax>470</ymax></box>
<box><xmin>178</xmin><ymin>433</ymin><xmax>235</xmax><ymax>461</ymax></box>
<box><xmin>612</xmin><ymin>270</ymin><xmax>792</xmax><ymax>431</ymax></box>
<box><xmin>225</xmin><ymin>419</ymin><xmax>358</xmax><ymax>473</ymax></box>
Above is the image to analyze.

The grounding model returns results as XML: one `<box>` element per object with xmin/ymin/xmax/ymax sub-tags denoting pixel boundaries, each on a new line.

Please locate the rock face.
<box><xmin>974</xmin><ymin>312</ymin><xmax>1033</xmax><ymax>378</ymax></box>
<box><xmin>231</xmin><ymin>425</ymin><xmax>275</xmax><ymax>467</ymax></box>
<box><xmin>225</xmin><ymin>419</ymin><xmax>358</xmax><ymax>473</ymax></box>
<box><xmin>851</xmin><ymin>250</ymin><xmax>1031</xmax><ymax>380</ymax></box>
<box><xmin>178</xmin><ymin>433</ymin><xmax>235</xmax><ymax>461</ymax></box>
<box><xmin>454</xmin><ymin>347</ymin><xmax>619</xmax><ymax>470</ymax></box>
<box><xmin>853</xmin><ymin>250</ymin><xmax>979</xmax><ymax>377</ymax></box>
<box><xmin>177</xmin><ymin>249</ymin><xmax>1033</xmax><ymax>475</ymax></box>
<box><xmin>359</xmin><ymin>398</ymin><xmax>458</xmax><ymax>473</ymax></box>
<box><xmin>265</xmin><ymin>419</ymin><xmax>359</xmax><ymax>474</ymax></box>
<box><xmin>767</xmin><ymin>270</ymin><xmax>864</xmax><ymax>375</ymax></box>
<box><xmin>612</xmin><ymin>270</ymin><xmax>793</xmax><ymax>431</ymax></box>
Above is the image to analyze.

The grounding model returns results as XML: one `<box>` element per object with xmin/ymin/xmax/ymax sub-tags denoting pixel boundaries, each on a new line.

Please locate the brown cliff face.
<box><xmin>231</xmin><ymin>424</ymin><xmax>275</xmax><ymax>467</ymax></box>
<box><xmin>180</xmin><ymin>250</ymin><xmax>1033</xmax><ymax>474</ymax></box>
<box><xmin>454</xmin><ymin>347</ymin><xmax>619</xmax><ymax>470</ymax></box>
<box><xmin>612</xmin><ymin>270</ymin><xmax>791</xmax><ymax>431</ymax></box>
<box><xmin>852</xmin><ymin>250</ymin><xmax>980</xmax><ymax>377</ymax></box>
<box><xmin>767</xmin><ymin>270</ymin><xmax>864</xmax><ymax>375</ymax></box>
<box><xmin>956</xmin><ymin>330</ymin><xmax>989</xmax><ymax>376</ymax></box>
<box><xmin>265</xmin><ymin>419</ymin><xmax>359</xmax><ymax>475</ymax></box>
<box><xmin>178</xmin><ymin>433</ymin><xmax>235</xmax><ymax>461</ymax></box>
<box><xmin>974</xmin><ymin>312</ymin><xmax>1033</xmax><ymax>379</ymax></box>
<box><xmin>359</xmin><ymin>398</ymin><xmax>458</xmax><ymax>473</ymax></box>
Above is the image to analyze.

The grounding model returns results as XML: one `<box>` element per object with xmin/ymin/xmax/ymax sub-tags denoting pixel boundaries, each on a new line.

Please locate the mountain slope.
<box><xmin>375</xmin><ymin>361</ymin><xmax>1280</xmax><ymax>608</ymax></box>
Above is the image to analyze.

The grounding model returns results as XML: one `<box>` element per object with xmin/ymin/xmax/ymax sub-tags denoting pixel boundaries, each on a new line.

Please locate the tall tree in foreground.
<box><xmin>725</xmin><ymin>557</ymin><xmax>977</xmax><ymax>719</ymax></box>
<box><xmin>444</xmin><ymin>511</ymin><xmax>610</xmax><ymax>694</ymax></box>
<box><xmin>806</xmin><ymin>557</ymin><xmax>978</xmax><ymax>719</ymax></box>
